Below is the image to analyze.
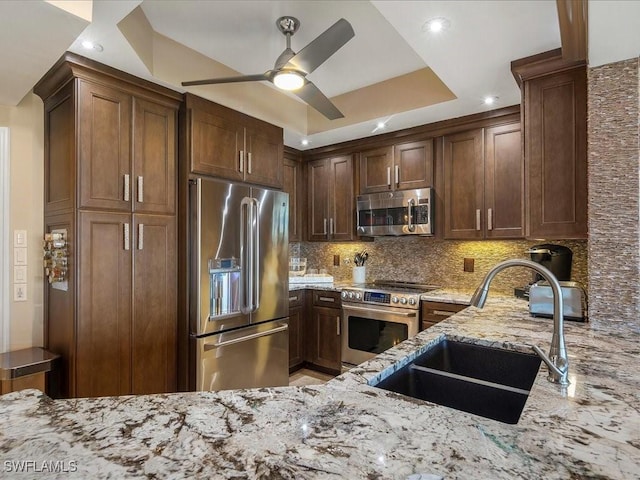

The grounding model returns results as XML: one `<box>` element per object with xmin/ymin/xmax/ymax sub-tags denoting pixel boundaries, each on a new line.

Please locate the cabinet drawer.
<box><xmin>421</xmin><ymin>301</ymin><xmax>467</xmax><ymax>329</ymax></box>
<box><xmin>312</xmin><ymin>291</ymin><xmax>341</xmax><ymax>308</ymax></box>
<box><xmin>288</xmin><ymin>291</ymin><xmax>305</xmax><ymax>308</ymax></box>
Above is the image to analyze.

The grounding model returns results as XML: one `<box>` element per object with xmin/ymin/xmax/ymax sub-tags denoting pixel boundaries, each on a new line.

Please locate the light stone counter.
<box><xmin>2</xmin><ymin>297</ymin><xmax>639</xmax><ymax>479</ymax></box>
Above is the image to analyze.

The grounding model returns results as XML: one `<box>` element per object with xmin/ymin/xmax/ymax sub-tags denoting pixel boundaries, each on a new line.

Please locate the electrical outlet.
<box><xmin>463</xmin><ymin>258</ymin><xmax>475</xmax><ymax>272</ymax></box>
<box><xmin>14</xmin><ymin>284</ymin><xmax>27</xmax><ymax>301</ymax></box>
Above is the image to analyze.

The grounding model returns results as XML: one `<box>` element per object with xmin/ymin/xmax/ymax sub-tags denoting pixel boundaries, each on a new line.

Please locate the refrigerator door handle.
<box><xmin>241</xmin><ymin>197</ymin><xmax>251</xmax><ymax>314</ymax></box>
<box><xmin>203</xmin><ymin>323</ymin><xmax>288</xmax><ymax>350</ymax></box>
<box><xmin>251</xmin><ymin>197</ymin><xmax>260</xmax><ymax>312</ymax></box>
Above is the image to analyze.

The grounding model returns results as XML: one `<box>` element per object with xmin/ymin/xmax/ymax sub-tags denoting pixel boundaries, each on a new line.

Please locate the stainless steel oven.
<box><xmin>341</xmin><ymin>281</ymin><xmax>438</xmax><ymax>367</ymax></box>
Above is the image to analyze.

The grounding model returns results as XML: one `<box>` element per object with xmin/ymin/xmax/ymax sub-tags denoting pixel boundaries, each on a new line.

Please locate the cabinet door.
<box><xmin>245</xmin><ymin>127</ymin><xmax>283</xmax><ymax>188</ymax></box>
<box><xmin>189</xmin><ymin>108</ymin><xmax>243</xmax><ymax>181</ymax></box>
<box><xmin>283</xmin><ymin>157</ymin><xmax>303</xmax><ymax>242</ymax></box>
<box><xmin>78</xmin><ymin>80</ymin><xmax>131</xmax><ymax>211</ymax></box>
<box><xmin>132</xmin><ymin>214</ymin><xmax>177</xmax><ymax>394</ymax></box>
<box><xmin>77</xmin><ymin>212</ymin><xmax>132</xmax><ymax>397</ymax></box>
<box><xmin>310</xmin><ymin>306</ymin><xmax>341</xmax><ymax>372</ymax></box>
<box><xmin>485</xmin><ymin>124</ymin><xmax>523</xmax><ymax>239</ymax></box>
<box><xmin>525</xmin><ymin>67</ymin><xmax>587</xmax><ymax>239</ymax></box>
<box><xmin>307</xmin><ymin>159</ymin><xmax>330</xmax><ymax>241</ymax></box>
<box><xmin>395</xmin><ymin>139</ymin><xmax>433</xmax><ymax>190</ymax></box>
<box><xmin>288</xmin><ymin>306</ymin><xmax>304</xmax><ymax>370</ymax></box>
<box><xmin>133</xmin><ymin>98</ymin><xmax>176</xmax><ymax>214</ymax></box>
<box><xmin>359</xmin><ymin>146</ymin><xmax>393</xmax><ymax>193</ymax></box>
<box><xmin>329</xmin><ymin>155</ymin><xmax>354</xmax><ymax>241</ymax></box>
<box><xmin>443</xmin><ymin>129</ymin><xmax>484</xmax><ymax>239</ymax></box>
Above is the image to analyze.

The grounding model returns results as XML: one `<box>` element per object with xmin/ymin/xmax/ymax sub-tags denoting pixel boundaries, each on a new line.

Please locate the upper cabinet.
<box><xmin>308</xmin><ymin>155</ymin><xmax>354</xmax><ymax>241</ymax></box>
<box><xmin>512</xmin><ymin>51</ymin><xmax>587</xmax><ymax>239</ymax></box>
<box><xmin>184</xmin><ymin>93</ymin><xmax>283</xmax><ymax>188</ymax></box>
<box><xmin>283</xmin><ymin>151</ymin><xmax>304</xmax><ymax>242</ymax></box>
<box><xmin>44</xmin><ymin>76</ymin><xmax>177</xmax><ymax>216</ymax></box>
<box><xmin>443</xmin><ymin>123</ymin><xmax>523</xmax><ymax>239</ymax></box>
<box><xmin>359</xmin><ymin>140</ymin><xmax>433</xmax><ymax>194</ymax></box>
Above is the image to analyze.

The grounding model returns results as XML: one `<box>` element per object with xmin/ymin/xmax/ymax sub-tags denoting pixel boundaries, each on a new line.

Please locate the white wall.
<box><xmin>0</xmin><ymin>93</ymin><xmax>44</xmax><ymax>351</ymax></box>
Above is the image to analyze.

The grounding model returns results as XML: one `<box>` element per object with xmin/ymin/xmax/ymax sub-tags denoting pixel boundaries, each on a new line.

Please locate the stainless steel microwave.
<box><xmin>356</xmin><ymin>188</ymin><xmax>434</xmax><ymax>236</ymax></box>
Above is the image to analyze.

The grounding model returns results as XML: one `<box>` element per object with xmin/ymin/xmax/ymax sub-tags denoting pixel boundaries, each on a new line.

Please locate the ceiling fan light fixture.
<box><xmin>273</xmin><ymin>71</ymin><xmax>304</xmax><ymax>91</ymax></box>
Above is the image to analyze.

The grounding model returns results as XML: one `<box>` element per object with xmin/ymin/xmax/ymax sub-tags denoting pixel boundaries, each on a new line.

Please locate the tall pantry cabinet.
<box><xmin>35</xmin><ymin>53</ymin><xmax>182</xmax><ymax>398</ymax></box>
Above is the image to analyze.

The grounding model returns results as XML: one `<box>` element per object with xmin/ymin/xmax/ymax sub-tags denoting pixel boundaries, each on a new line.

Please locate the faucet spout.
<box><xmin>470</xmin><ymin>259</ymin><xmax>570</xmax><ymax>386</ymax></box>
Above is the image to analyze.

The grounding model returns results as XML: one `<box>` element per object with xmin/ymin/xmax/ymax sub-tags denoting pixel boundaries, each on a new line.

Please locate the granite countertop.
<box><xmin>2</xmin><ymin>298</ymin><xmax>639</xmax><ymax>479</ymax></box>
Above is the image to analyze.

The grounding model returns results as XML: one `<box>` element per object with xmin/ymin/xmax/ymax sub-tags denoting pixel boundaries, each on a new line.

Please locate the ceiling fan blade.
<box><xmin>182</xmin><ymin>73</ymin><xmax>269</xmax><ymax>87</ymax></box>
<box><xmin>295</xmin><ymin>80</ymin><xmax>344</xmax><ymax>120</ymax></box>
<box><xmin>286</xmin><ymin>18</ymin><xmax>354</xmax><ymax>75</ymax></box>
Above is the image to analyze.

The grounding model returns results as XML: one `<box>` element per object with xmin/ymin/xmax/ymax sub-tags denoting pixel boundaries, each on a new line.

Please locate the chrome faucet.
<box><xmin>470</xmin><ymin>259</ymin><xmax>570</xmax><ymax>386</ymax></box>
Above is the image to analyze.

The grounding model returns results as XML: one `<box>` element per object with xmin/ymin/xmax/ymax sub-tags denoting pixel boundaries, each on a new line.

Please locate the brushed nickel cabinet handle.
<box><xmin>124</xmin><ymin>174</ymin><xmax>130</xmax><ymax>202</ymax></box>
<box><xmin>239</xmin><ymin>150</ymin><xmax>244</xmax><ymax>173</ymax></box>
<box><xmin>138</xmin><ymin>223</ymin><xmax>144</xmax><ymax>250</ymax></box>
<box><xmin>330</xmin><ymin>217</ymin><xmax>334</xmax><ymax>236</ymax></box>
<box><xmin>247</xmin><ymin>152</ymin><xmax>252</xmax><ymax>174</ymax></box>
<box><xmin>323</xmin><ymin>218</ymin><xmax>327</xmax><ymax>236</ymax></box>
<box><xmin>476</xmin><ymin>209</ymin><xmax>481</xmax><ymax>231</ymax></box>
<box><xmin>137</xmin><ymin>176</ymin><xmax>143</xmax><ymax>203</ymax></box>
<box><xmin>387</xmin><ymin>166</ymin><xmax>391</xmax><ymax>187</ymax></box>
<box><xmin>487</xmin><ymin>208</ymin><xmax>493</xmax><ymax>231</ymax></box>
<box><xmin>289</xmin><ymin>296</ymin><xmax>298</xmax><ymax>302</ymax></box>
<box><xmin>124</xmin><ymin>223</ymin><xmax>130</xmax><ymax>251</ymax></box>
<box><xmin>319</xmin><ymin>296</ymin><xmax>335</xmax><ymax>303</ymax></box>
<box><xmin>336</xmin><ymin>316</ymin><xmax>341</xmax><ymax>336</ymax></box>
<box><xmin>395</xmin><ymin>165</ymin><xmax>400</xmax><ymax>186</ymax></box>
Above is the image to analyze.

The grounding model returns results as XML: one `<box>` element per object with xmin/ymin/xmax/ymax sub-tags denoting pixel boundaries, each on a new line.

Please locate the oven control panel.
<box><xmin>341</xmin><ymin>288</ymin><xmax>420</xmax><ymax>309</ymax></box>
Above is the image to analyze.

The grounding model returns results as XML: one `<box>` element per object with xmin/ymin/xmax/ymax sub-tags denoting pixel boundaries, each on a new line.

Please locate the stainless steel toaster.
<box><xmin>529</xmin><ymin>281</ymin><xmax>587</xmax><ymax>321</ymax></box>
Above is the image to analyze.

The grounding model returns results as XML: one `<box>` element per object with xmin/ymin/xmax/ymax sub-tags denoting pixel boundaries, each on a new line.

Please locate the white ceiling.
<box><xmin>1</xmin><ymin>1</ymin><xmax>639</xmax><ymax>150</ymax></box>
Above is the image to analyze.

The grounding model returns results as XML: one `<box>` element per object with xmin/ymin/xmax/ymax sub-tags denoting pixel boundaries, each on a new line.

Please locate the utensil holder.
<box><xmin>352</xmin><ymin>266</ymin><xmax>366</xmax><ymax>284</ymax></box>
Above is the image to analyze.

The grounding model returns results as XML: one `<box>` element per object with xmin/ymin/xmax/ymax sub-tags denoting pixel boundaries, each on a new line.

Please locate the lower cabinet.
<box><xmin>421</xmin><ymin>301</ymin><xmax>467</xmax><ymax>331</ymax></box>
<box><xmin>74</xmin><ymin>211</ymin><xmax>177</xmax><ymax>397</ymax></box>
<box><xmin>288</xmin><ymin>291</ymin><xmax>306</xmax><ymax>372</ymax></box>
<box><xmin>309</xmin><ymin>291</ymin><xmax>342</xmax><ymax>373</ymax></box>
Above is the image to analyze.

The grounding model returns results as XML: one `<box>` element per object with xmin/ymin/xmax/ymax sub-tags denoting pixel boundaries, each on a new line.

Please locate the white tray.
<box><xmin>289</xmin><ymin>274</ymin><xmax>334</xmax><ymax>284</ymax></box>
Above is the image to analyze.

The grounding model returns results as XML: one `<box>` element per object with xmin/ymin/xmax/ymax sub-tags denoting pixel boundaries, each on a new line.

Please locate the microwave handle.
<box><xmin>407</xmin><ymin>198</ymin><xmax>415</xmax><ymax>232</ymax></box>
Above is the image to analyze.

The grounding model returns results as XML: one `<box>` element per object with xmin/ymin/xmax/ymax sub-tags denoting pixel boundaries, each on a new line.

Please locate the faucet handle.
<box><xmin>532</xmin><ymin>345</ymin><xmax>570</xmax><ymax>385</ymax></box>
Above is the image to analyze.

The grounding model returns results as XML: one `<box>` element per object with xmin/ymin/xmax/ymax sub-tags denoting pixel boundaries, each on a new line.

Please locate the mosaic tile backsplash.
<box><xmin>293</xmin><ymin>238</ymin><xmax>588</xmax><ymax>295</ymax></box>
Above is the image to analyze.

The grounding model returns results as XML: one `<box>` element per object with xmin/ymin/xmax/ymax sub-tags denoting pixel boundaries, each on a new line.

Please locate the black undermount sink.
<box><xmin>373</xmin><ymin>339</ymin><xmax>542</xmax><ymax>424</ymax></box>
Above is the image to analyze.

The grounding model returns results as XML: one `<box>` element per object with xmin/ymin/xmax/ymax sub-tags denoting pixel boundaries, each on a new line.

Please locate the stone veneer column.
<box><xmin>587</xmin><ymin>58</ymin><xmax>640</xmax><ymax>328</ymax></box>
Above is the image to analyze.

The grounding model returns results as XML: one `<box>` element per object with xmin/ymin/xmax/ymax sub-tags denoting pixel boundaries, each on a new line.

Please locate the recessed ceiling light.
<box><xmin>301</xmin><ymin>138</ymin><xmax>310</xmax><ymax>146</ymax></box>
<box><xmin>422</xmin><ymin>17</ymin><xmax>451</xmax><ymax>34</ymax></box>
<box><xmin>81</xmin><ymin>40</ymin><xmax>103</xmax><ymax>52</ymax></box>
<box><xmin>483</xmin><ymin>96</ymin><xmax>498</xmax><ymax>106</ymax></box>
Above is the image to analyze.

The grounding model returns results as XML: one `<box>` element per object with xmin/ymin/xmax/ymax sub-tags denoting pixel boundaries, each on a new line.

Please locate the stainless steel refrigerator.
<box><xmin>190</xmin><ymin>177</ymin><xmax>289</xmax><ymax>391</ymax></box>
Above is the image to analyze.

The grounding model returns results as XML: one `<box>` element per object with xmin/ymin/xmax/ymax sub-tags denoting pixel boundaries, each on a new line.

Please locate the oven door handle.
<box><xmin>343</xmin><ymin>304</ymin><xmax>417</xmax><ymax>317</ymax></box>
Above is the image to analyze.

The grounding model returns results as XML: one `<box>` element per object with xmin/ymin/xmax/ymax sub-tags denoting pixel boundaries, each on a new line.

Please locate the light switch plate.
<box><xmin>14</xmin><ymin>229</ymin><xmax>27</xmax><ymax>247</ymax></box>
<box><xmin>14</xmin><ymin>283</ymin><xmax>27</xmax><ymax>301</ymax></box>
<box><xmin>14</xmin><ymin>265</ymin><xmax>27</xmax><ymax>283</ymax></box>
<box><xmin>14</xmin><ymin>247</ymin><xmax>27</xmax><ymax>265</ymax></box>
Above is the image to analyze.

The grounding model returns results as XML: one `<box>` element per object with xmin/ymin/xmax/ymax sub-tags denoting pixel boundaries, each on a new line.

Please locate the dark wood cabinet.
<box><xmin>78</xmin><ymin>80</ymin><xmax>132</xmax><ymax>212</ymax></box>
<box><xmin>288</xmin><ymin>291</ymin><xmax>306</xmax><ymax>371</ymax></box>
<box><xmin>309</xmin><ymin>291</ymin><xmax>342</xmax><ymax>373</ymax></box>
<box><xmin>131</xmin><ymin>214</ymin><xmax>177</xmax><ymax>395</ymax></box>
<box><xmin>443</xmin><ymin>124</ymin><xmax>523</xmax><ymax>239</ymax></box>
<box><xmin>443</xmin><ymin>129</ymin><xmax>485</xmax><ymax>239</ymax></box>
<box><xmin>35</xmin><ymin>53</ymin><xmax>181</xmax><ymax>398</ymax></box>
<box><xmin>484</xmin><ymin>123</ymin><xmax>524</xmax><ymax>239</ymax></box>
<box><xmin>184</xmin><ymin>93</ymin><xmax>283</xmax><ymax>188</ymax></box>
<box><xmin>308</xmin><ymin>155</ymin><xmax>354</xmax><ymax>241</ymax></box>
<box><xmin>283</xmin><ymin>153</ymin><xmax>303</xmax><ymax>242</ymax></box>
<box><xmin>421</xmin><ymin>301</ymin><xmax>467</xmax><ymax>331</ymax></box>
<box><xmin>133</xmin><ymin>98</ymin><xmax>177</xmax><ymax>214</ymax></box>
<box><xmin>523</xmin><ymin>66</ymin><xmax>587</xmax><ymax>239</ymax></box>
<box><xmin>77</xmin><ymin>211</ymin><xmax>132</xmax><ymax>397</ymax></box>
<box><xmin>359</xmin><ymin>140</ymin><xmax>433</xmax><ymax>194</ymax></box>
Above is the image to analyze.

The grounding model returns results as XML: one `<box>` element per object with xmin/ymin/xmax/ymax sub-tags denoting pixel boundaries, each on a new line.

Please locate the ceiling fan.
<box><xmin>182</xmin><ymin>16</ymin><xmax>355</xmax><ymax>120</ymax></box>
